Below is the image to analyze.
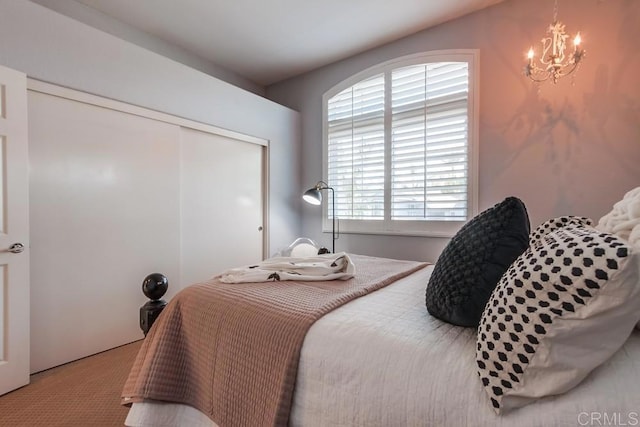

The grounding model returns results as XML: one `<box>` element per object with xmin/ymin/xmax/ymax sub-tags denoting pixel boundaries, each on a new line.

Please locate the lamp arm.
<box><xmin>310</xmin><ymin>180</ymin><xmax>336</xmax><ymax>253</ymax></box>
<box><xmin>315</xmin><ymin>180</ymin><xmax>330</xmax><ymax>191</ymax></box>
<box><xmin>328</xmin><ymin>186</ymin><xmax>335</xmax><ymax>254</ymax></box>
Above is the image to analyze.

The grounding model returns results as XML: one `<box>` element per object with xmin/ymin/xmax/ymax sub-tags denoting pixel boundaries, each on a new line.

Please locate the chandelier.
<box><xmin>524</xmin><ymin>0</ymin><xmax>585</xmax><ymax>84</ymax></box>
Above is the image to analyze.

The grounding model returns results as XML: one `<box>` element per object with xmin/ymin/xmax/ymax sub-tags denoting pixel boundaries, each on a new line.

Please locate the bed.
<box><xmin>123</xmin><ymin>190</ymin><xmax>640</xmax><ymax>426</ymax></box>
<box><xmin>122</xmin><ymin>258</ymin><xmax>640</xmax><ymax>427</ymax></box>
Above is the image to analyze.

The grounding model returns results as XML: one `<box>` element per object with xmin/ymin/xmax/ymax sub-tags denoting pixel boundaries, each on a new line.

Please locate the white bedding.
<box><xmin>126</xmin><ymin>265</ymin><xmax>640</xmax><ymax>427</ymax></box>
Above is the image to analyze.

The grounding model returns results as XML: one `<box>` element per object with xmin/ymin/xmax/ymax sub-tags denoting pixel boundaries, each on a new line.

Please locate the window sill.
<box><xmin>320</xmin><ymin>227</ymin><xmax>459</xmax><ymax>239</ymax></box>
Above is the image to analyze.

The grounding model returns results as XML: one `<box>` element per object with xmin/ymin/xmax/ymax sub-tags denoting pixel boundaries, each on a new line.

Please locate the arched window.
<box><xmin>323</xmin><ymin>50</ymin><xmax>479</xmax><ymax>237</ymax></box>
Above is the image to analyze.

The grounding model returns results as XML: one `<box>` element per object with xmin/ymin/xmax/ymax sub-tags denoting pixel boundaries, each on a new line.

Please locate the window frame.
<box><xmin>321</xmin><ymin>50</ymin><xmax>479</xmax><ymax>238</ymax></box>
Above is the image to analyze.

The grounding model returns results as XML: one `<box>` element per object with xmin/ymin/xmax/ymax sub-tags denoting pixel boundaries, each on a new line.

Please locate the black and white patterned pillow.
<box><xmin>529</xmin><ymin>216</ymin><xmax>593</xmax><ymax>245</ymax></box>
<box><xmin>476</xmin><ymin>225</ymin><xmax>640</xmax><ymax>414</ymax></box>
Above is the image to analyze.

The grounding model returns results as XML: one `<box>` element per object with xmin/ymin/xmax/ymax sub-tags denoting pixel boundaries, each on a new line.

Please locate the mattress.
<box><xmin>125</xmin><ymin>264</ymin><xmax>640</xmax><ymax>426</ymax></box>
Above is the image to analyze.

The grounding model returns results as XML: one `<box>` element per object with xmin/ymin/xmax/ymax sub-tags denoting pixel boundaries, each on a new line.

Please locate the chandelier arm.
<box><xmin>540</xmin><ymin>37</ymin><xmax>553</xmax><ymax>67</ymax></box>
<box><xmin>525</xmin><ymin>69</ymin><xmax>553</xmax><ymax>83</ymax></box>
<box><xmin>556</xmin><ymin>61</ymin><xmax>580</xmax><ymax>79</ymax></box>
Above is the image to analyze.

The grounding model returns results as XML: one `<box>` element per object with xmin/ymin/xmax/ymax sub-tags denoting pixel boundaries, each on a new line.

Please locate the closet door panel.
<box><xmin>180</xmin><ymin>128</ymin><xmax>263</xmax><ymax>287</ymax></box>
<box><xmin>28</xmin><ymin>91</ymin><xmax>181</xmax><ymax>373</ymax></box>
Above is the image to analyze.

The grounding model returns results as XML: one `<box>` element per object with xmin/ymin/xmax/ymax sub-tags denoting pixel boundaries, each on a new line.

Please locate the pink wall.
<box><xmin>477</xmin><ymin>0</ymin><xmax>639</xmax><ymax>225</ymax></box>
<box><xmin>266</xmin><ymin>0</ymin><xmax>640</xmax><ymax>261</ymax></box>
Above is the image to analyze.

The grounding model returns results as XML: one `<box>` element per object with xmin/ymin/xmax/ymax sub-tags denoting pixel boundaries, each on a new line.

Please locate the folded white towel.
<box><xmin>596</xmin><ymin>186</ymin><xmax>640</xmax><ymax>247</ymax></box>
<box><xmin>217</xmin><ymin>252</ymin><xmax>355</xmax><ymax>284</ymax></box>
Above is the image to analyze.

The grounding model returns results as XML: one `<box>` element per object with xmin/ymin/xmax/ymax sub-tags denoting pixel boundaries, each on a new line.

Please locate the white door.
<box><xmin>180</xmin><ymin>127</ymin><xmax>264</xmax><ymax>286</ymax></box>
<box><xmin>0</xmin><ymin>65</ymin><xmax>30</xmax><ymax>395</ymax></box>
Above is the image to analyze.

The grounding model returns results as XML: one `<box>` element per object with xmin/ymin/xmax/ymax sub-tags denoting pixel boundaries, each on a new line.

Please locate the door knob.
<box><xmin>5</xmin><ymin>243</ymin><xmax>25</xmax><ymax>254</ymax></box>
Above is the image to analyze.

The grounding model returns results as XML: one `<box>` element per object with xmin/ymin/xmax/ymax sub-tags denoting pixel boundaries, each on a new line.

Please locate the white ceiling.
<box><xmin>68</xmin><ymin>0</ymin><xmax>504</xmax><ymax>86</ymax></box>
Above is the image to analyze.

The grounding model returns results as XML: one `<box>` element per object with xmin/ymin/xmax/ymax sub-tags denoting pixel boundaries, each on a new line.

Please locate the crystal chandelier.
<box><xmin>524</xmin><ymin>0</ymin><xmax>585</xmax><ymax>84</ymax></box>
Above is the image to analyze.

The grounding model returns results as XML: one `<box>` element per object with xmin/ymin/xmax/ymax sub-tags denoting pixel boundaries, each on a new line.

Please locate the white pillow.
<box><xmin>476</xmin><ymin>225</ymin><xmax>640</xmax><ymax>413</ymax></box>
<box><xmin>595</xmin><ymin>187</ymin><xmax>640</xmax><ymax>330</ymax></box>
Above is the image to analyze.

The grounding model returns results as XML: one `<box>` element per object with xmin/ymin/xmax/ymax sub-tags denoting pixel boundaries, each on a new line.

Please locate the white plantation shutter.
<box><xmin>324</xmin><ymin>51</ymin><xmax>477</xmax><ymax>236</ymax></box>
<box><xmin>327</xmin><ymin>74</ymin><xmax>385</xmax><ymax>219</ymax></box>
<box><xmin>391</xmin><ymin>62</ymin><xmax>469</xmax><ymax>221</ymax></box>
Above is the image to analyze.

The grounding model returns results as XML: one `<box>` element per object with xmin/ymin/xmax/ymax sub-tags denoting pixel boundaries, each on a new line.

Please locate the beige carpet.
<box><xmin>0</xmin><ymin>340</ymin><xmax>143</xmax><ymax>427</ymax></box>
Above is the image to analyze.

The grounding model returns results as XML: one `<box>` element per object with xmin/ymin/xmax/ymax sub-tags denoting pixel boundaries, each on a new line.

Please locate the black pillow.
<box><xmin>425</xmin><ymin>197</ymin><xmax>530</xmax><ymax>327</ymax></box>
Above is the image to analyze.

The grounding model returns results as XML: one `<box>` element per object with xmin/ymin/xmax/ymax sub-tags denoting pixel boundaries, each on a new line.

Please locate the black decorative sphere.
<box><xmin>142</xmin><ymin>273</ymin><xmax>168</xmax><ymax>300</ymax></box>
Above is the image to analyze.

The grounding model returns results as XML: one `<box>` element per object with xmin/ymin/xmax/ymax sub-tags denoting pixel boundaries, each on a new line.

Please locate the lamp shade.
<box><xmin>303</xmin><ymin>188</ymin><xmax>322</xmax><ymax>205</ymax></box>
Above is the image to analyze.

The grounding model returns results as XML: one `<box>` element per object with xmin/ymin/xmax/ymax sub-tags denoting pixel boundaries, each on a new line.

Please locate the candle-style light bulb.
<box><xmin>574</xmin><ymin>32</ymin><xmax>582</xmax><ymax>47</ymax></box>
<box><xmin>527</xmin><ymin>48</ymin><xmax>534</xmax><ymax>60</ymax></box>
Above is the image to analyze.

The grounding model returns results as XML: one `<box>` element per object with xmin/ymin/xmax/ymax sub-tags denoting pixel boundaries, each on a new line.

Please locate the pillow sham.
<box><xmin>529</xmin><ymin>215</ymin><xmax>593</xmax><ymax>245</ymax></box>
<box><xmin>425</xmin><ymin>197</ymin><xmax>530</xmax><ymax>327</ymax></box>
<box><xmin>476</xmin><ymin>225</ymin><xmax>640</xmax><ymax>414</ymax></box>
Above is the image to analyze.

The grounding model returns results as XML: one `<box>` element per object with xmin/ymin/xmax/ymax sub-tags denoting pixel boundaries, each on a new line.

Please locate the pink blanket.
<box><xmin>122</xmin><ymin>254</ymin><xmax>427</xmax><ymax>427</ymax></box>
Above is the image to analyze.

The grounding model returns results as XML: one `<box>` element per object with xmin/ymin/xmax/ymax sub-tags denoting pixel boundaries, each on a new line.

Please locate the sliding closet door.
<box><xmin>27</xmin><ymin>83</ymin><xmax>267</xmax><ymax>373</ymax></box>
<box><xmin>28</xmin><ymin>91</ymin><xmax>181</xmax><ymax>373</ymax></box>
<box><xmin>179</xmin><ymin>128</ymin><xmax>264</xmax><ymax>287</ymax></box>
